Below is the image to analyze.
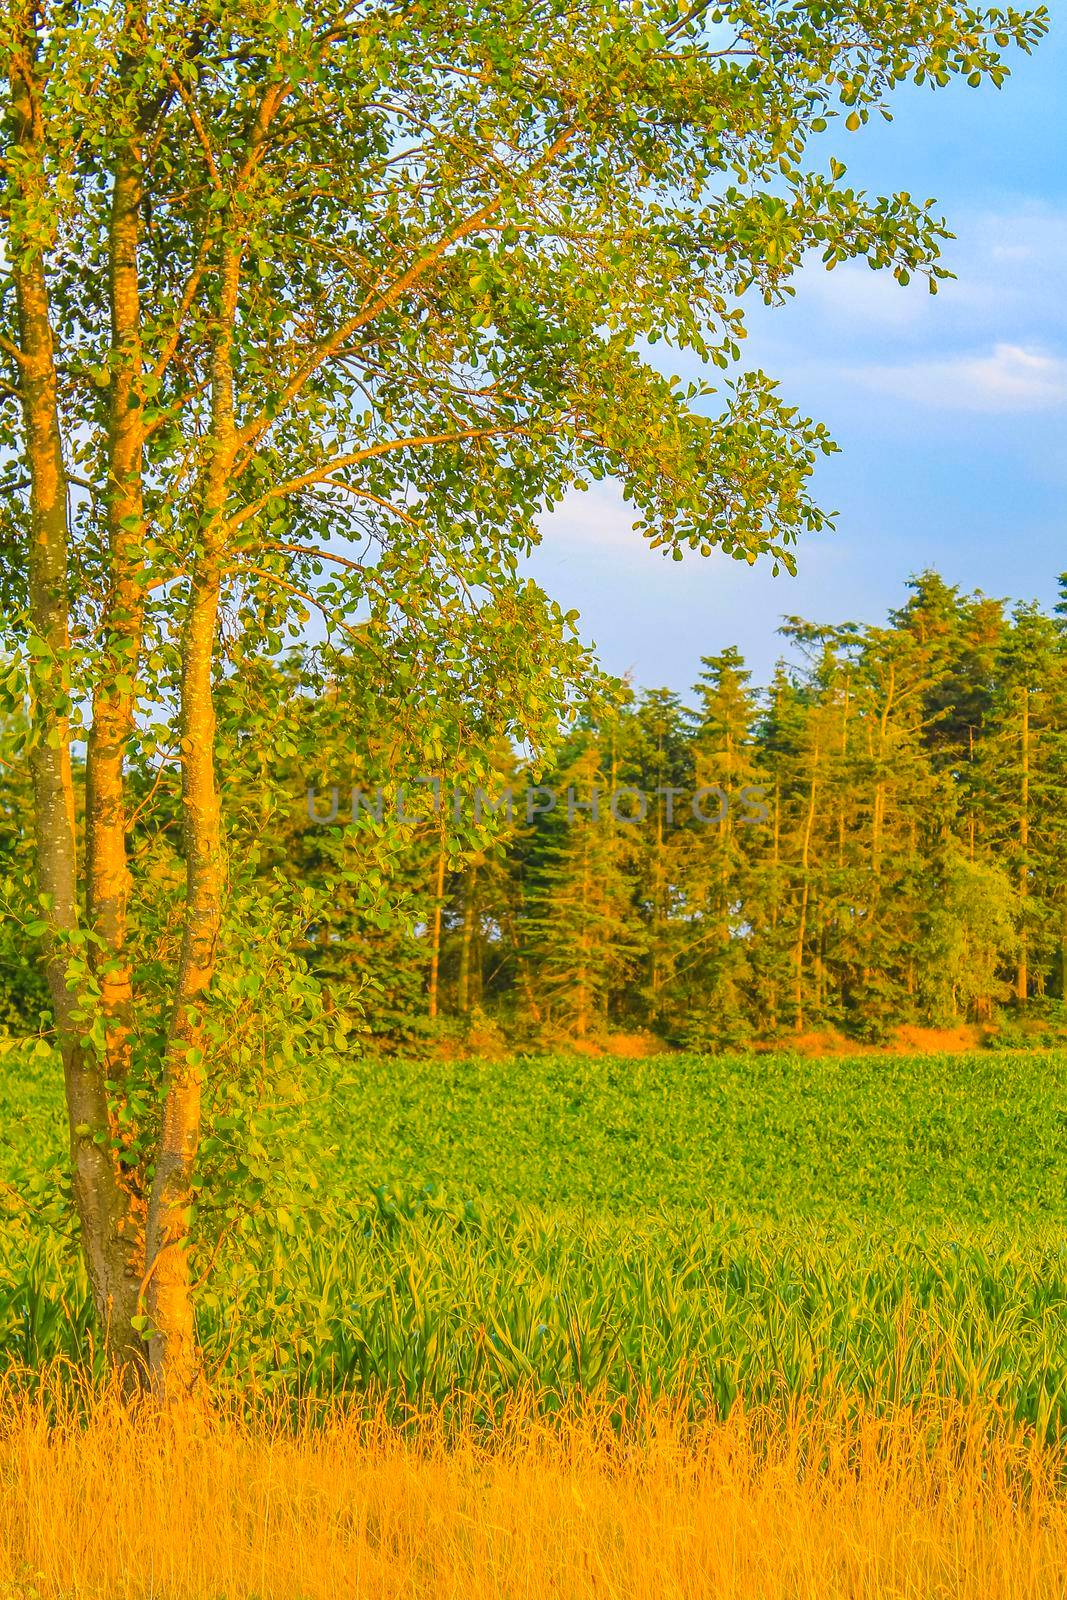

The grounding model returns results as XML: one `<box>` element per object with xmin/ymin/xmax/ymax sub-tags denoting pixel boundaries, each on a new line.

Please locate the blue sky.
<box><xmin>527</xmin><ymin>17</ymin><xmax>1067</xmax><ymax>695</ymax></box>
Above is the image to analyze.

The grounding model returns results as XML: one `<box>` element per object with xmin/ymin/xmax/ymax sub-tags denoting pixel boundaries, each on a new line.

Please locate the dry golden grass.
<box><xmin>2</xmin><ymin>1384</ymin><xmax>1066</xmax><ymax>1599</ymax></box>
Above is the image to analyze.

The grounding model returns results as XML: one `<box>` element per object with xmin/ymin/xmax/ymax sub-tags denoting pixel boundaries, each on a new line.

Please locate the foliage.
<box><xmin>173</xmin><ymin>569</ymin><xmax>1066</xmax><ymax>1049</ymax></box>
<box><xmin>918</xmin><ymin>853</ymin><xmax>1020</xmax><ymax>1023</ymax></box>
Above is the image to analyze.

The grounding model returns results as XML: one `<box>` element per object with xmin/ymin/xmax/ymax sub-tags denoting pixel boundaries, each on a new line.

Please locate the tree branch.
<box><xmin>227</xmin><ymin>423</ymin><xmax>529</xmax><ymax>534</ymax></box>
<box><xmin>232</xmin><ymin>125</ymin><xmax>575</xmax><ymax>457</ymax></box>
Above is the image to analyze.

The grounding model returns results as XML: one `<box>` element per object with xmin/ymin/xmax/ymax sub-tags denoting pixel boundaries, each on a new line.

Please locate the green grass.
<box><xmin>318</xmin><ymin>1049</ymin><xmax>1067</xmax><ymax>1225</ymax></box>
<box><xmin>3</xmin><ymin>1046</ymin><xmax>1067</xmax><ymax>1429</ymax></box>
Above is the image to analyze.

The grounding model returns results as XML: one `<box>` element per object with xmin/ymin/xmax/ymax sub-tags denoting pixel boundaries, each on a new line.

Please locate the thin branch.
<box><xmin>229</xmin><ymin>562</ymin><xmax>390</xmax><ymax>673</ymax></box>
<box><xmin>227</xmin><ymin>423</ymin><xmax>528</xmax><ymax>534</ymax></box>
<box><xmin>318</xmin><ymin>483</ymin><xmax>419</xmax><ymax>526</ymax></box>
<box><xmin>236</xmin><ymin>79</ymin><xmax>292</xmax><ymax>187</ymax></box>
<box><xmin>143</xmin><ymin>377</ymin><xmax>210</xmax><ymax>436</ymax></box>
<box><xmin>0</xmin><ymin>331</ymin><xmax>28</xmax><ymax>368</ymax></box>
<box><xmin>165</xmin><ymin>66</ymin><xmax>222</xmax><ymax>186</ymax></box>
<box><xmin>151</xmin><ymin>240</ymin><xmax>212</xmax><ymax>379</ymax></box>
<box><xmin>127</xmin><ymin>746</ymin><xmax>180</xmax><ymax>830</ymax></box>
<box><xmin>233</xmin><ymin>124</ymin><xmax>576</xmax><ymax>456</ymax></box>
<box><xmin>257</xmin><ymin>540</ymin><xmax>366</xmax><ymax>574</ymax></box>
<box><xmin>146</xmin><ymin>568</ymin><xmax>189</xmax><ymax>591</ymax></box>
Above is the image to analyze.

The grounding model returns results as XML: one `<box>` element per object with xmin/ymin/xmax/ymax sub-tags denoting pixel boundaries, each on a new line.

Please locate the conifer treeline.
<box><xmin>2</xmin><ymin>570</ymin><xmax>1065</xmax><ymax>1047</ymax></box>
<box><xmin>304</xmin><ymin>571</ymin><xmax>1067</xmax><ymax>1046</ymax></box>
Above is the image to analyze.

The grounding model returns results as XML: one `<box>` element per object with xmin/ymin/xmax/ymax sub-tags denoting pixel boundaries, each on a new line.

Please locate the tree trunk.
<box><xmin>143</xmin><ymin>231</ymin><xmax>240</xmax><ymax>1397</ymax></box>
<box><xmin>457</xmin><ymin>864</ymin><xmax>478</xmax><ymax>1015</ymax></box>
<box><xmin>10</xmin><ymin>42</ymin><xmax>142</xmax><ymax>1384</ymax></box>
<box><xmin>428</xmin><ymin>843</ymin><xmax>446</xmax><ymax>1019</ymax></box>
<box><xmin>576</xmin><ymin>846</ymin><xmax>590</xmax><ymax>1039</ymax></box>
<box><xmin>83</xmin><ymin>137</ymin><xmax>150</xmax><ymax>1384</ymax></box>
<box><xmin>793</xmin><ymin>746</ymin><xmax>820</xmax><ymax>1033</ymax></box>
<box><xmin>768</xmin><ymin>775</ymin><xmax>781</xmax><ymax>1032</ymax></box>
<box><xmin>863</xmin><ymin>668</ymin><xmax>894</xmax><ymax>994</ymax></box>
<box><xmin>503</xmin><ymin>905</ymin><xmax>541</xmax><ymax>1024</ymax></box>
<box><xmin>1016</xmin><ymin>686</ymin><xmax>1029</xmax><ymax>1003</ymax></box>
<box><xmin>144</xmin><ymin>552</ymin><xmax>223</xmax><ymax>1397</ymax></box>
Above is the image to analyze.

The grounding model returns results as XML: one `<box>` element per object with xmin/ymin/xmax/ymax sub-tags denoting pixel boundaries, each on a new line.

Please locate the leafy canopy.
<box><xmin>2</xmin><ymin>0</ymin><xmax>1048</xmax><ymax>670</ymax></box>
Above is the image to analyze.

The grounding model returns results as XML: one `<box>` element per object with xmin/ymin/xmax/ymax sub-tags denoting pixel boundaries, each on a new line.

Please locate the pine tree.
<box><xmin>747</xmin><ymin>661</ymin><xmax>804</xmax><ymax>1035</ymax></box>
<box><xmin>522</xmin><ymin>735</ymin><xmax>639</xmax><ymax>1038</ymax></box>
<box><xmin>180</xmin><ymin>570</ymin><xmax>1067</xmax><ymax>1047</ymax></box>
<box><xmin>917</xmin><ymin>851</ymin><xmax>1019</xmax><ymax>1023</ymax></box>
<box><xmin>669</xmin><ymin>648</ymin><xmax>764</xmax><ymax>1044</ymax></box>
<box><xmin>978</xmin><ymin>603</ymin><xmax>1063</xmax><ymax>1004</ymax></box>
<box><xmin>612</xmin><ymin>690</ymin><xmax>692</xmax><ymax>1030</ymax></box>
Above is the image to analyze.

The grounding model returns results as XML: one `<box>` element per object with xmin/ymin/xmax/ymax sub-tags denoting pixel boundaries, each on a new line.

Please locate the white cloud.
<box><xmin>979</xmin><ymin>208</ymin><xmax>1067</xmax><ymax>261</ymax></box>
<box><xmin>846</xmin><ymin>342</ymin><xmax>1067</xmax><ymax>413</ymax></box>
<box><xmin>537</xmin><ymin>485</ymin><xmax>642</xmax><ymax>555</ymax></box>
<box><xmin>989</xmin><ymin>242</ymin><xmax>1034</xmax><ymax>263</ymax></box>
<box><xmin>792</xmin><ymin>259</ymin><xmax>928</xmax><ymax>328</ymax></box>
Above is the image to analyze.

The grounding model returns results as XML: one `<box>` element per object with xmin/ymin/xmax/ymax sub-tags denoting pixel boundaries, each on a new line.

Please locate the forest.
<box><xmin>286</xmin><ymin>569</ymin><xmax>1067</xmax><ymax>1049</ymax></box>
<box><xmin>6</xmin><ymin>571</ymin><xmax>1062</xmax><ymax>1053</ymax></box>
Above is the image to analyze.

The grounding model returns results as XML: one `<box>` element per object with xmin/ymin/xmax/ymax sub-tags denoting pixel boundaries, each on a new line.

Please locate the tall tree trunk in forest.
<box><xmin>457</xmin><ymin>863</ymin><xmax>478</xmax><ymax>1015</ymax></box>
<box><xmin>967</xmin><ymin>726</ymin><xmax>976</xmax><ymax>862</ymax></box>
<box><xmin>871</xmin><ymin>673</ymin><xmax>892</xmax><ymax>882</ymax></box>
<box><xmin>767</xmin><ymin>774</ymin><xmax>781</xmax><ymax>1032</ymax></box>
<box><xmin>576</xmin><ymin>845</ymin><xmax>590</xmax><ymax>1038</ymax></box>
<box><xmin>1016</xmin><ymin>686</ymin><xmax>1030</xmax><ymax>1003</ymax></box>
<box><xmin>505</xmin><ymin>905</ymin><xmax>542</xmax><ymax>1025</ymax></box>
<box><xmin>863</xmin><ymin>666</ymin><xmax>894</xmax><ymax>990</ymax></box>
<box><xmin>428</xmin><ymin>843</ymin><xmax>446</xmax><ymax>1020</ymax></box>
<box><xmin>719</xmin><ymin>729</ymin><xmax>732</xmax><ymax>947</ymax></box>
<box><xmin>813</xmin><ymin>914</ymin><xmax>825</xmax><ymax>1013</ymax></box>
<box><xmin>793</xmin><ymin>745</ymin><xmax>820</xmax><ymax>1033</ymax></box>
<box><xmin>837</xmin><ymin>674</ymin><xmax>850</xmax><ymax>870</ymax></box>
<box><xmin>718</xmin><ymin>808</ymin><xmax>731</xmax><ymax>951</ymax></box>
<box><xmin>649</xmin><ymin>780</ymin><xmax>665</xmax><ymax>1008</ymax></box>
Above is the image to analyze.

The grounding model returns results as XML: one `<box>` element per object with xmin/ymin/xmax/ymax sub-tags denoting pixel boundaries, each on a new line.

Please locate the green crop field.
<box><xmin>4</xmin><ymin>1047</ymin><xmax>1067</xmax><ymax>1431</ymax></box>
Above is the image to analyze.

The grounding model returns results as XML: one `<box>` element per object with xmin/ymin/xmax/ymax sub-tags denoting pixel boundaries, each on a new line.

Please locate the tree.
<box><xmin>978</xmin><ymin>603</ymin><xmax>1065</xmax><ymax>1003</ymax></box>
<box><xmin>613</xmin><ymin>688</ymin><xmax>692</xmax><ymax>1028</ymax></box>
<box><xmin>917</xmin><ymin>853</ymin><xmax>1019</xmax><ymax>1023</ymax></box>
<box><xmin>522</xmin><ymin>734</ymin><xmax>639</xmax><ymax>1037</ymax></box>
<box><xmin>669</xmin><ymin>648</ymin><xmax>763</xmax><ymax>1045</ymax></box>
<box><xmin>0</xmin><ymin>0</ymin><xmax>1047</xmax><ymax>1394</ymax></box>
<box><xmin>288</xmin><ymin>572</ymin><xmax>1064</xmax><ymax>1046</ymax></box>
